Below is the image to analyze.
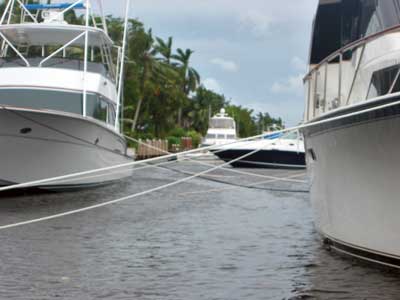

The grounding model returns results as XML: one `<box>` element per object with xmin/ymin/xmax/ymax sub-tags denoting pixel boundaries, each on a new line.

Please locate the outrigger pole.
<box><xmin>115</xmin><ymin>0</ymin><xmax>130</xmax><ymax>131</ymax></box>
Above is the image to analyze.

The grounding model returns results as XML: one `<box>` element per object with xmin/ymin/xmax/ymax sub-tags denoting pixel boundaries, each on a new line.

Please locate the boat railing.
<box><xmin>0</xmin><ymin>0</ymin><xmax>130</xmax><ymax>131</ymax></box>
<box><xmin>0</xmin><ymin>57</ymin><xmax>110</xmax><ymax>77</ymax></box>
<box><xmin>304</xmin><ymin>24</ymin><xmax>400</xmax><ymax>122</ymax></box>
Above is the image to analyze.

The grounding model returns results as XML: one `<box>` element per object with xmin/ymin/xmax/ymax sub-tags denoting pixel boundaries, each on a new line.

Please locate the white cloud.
<box><xmin>271</xmin><ymin>74</ymin><xmax>304</xmax><ymax>95</ymax></box>
<box><xmin>291</xmin><ymin>56</ymin><xmax>307</xmax><ymax>72</ymax></box>
<box><xmin>239</xmin><ymin>10</ymin><xmax>273</xmax><ymax>37</ymax></box>
<box><xmin>210</xmin><ymin>58</ymin><xmax>239</xmax><ymax>72</ymax></box>
<box><xmin>202</xmin><ymin>78</ymin><xmax>223</xmax><ymax>93</ymax></box>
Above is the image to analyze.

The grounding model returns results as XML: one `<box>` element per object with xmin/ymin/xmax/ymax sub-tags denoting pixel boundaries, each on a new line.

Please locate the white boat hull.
<box><xmin>303</xmin><ymin>99</ymin><xmax>400</xmax><ymax>266</ymax></box>
<box><xmin>0</xmin><ymin>107</ymin><xmax>134</xmax><ymax>190</ymax></box>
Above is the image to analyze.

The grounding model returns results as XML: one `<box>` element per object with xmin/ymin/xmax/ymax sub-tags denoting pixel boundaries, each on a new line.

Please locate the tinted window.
<box><xmin>310</xmin><ymin>0</ymin><xmax>400</xmax><ymax>64</ymax></box>
<box><xmin>367</xmin><ymin>65</ymin><xmax>400</xmax><ymax>99</ymax></box>
<box><xmin>107</xmin><ymin>103</ymin><xmax>116</xmax><ymax>125</ymax></box>
<box><xmin>0</xmin><ymin>88</ymin><xmax>83</xmax><ymax>114</ymax></box>
<box><xmin>0</xmin><ymin>89</ymin><xmax>115</xmax><ymax>125</ymax></box>
<box><xmin>217</xmin><ymin>134</ymin><xmax>225</xmax><ymax>139</ymax></box>
<box><xmin>209</xmin><ymin>118</ymin><xmax>235</xmax><ymax>129</ymax></box>
<box><xmin>227</xmin><ymin>134</ymin><xmax>236</xmax><ymax>139</ymax></box>
<box><xmin>206</xmin><ymin>134</ymin><xmax>216</xmax><ymax>139</ymax></box>
<box><xmin>86</xmin><ymin>96</ymin><xmax>108</xmax><ymax>122</ymax></box>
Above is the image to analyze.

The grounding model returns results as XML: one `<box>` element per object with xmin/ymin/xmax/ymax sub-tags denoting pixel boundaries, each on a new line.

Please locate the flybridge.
<box><xmin>24</xmin><ymin>3</ymin><xmax>86</xmax><ymax>10</ymax></box>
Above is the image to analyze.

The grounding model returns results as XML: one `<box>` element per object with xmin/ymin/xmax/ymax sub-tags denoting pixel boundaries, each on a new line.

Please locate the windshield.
<box><xmin>209</xmin><ymin>118</ymin><xmax>235</xmax><ymax>129</ymax></box>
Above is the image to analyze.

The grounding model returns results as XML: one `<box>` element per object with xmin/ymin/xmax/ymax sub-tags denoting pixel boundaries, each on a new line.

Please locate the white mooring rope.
<box><xmin>0</xmin><ymin>140</ymin><xmax>277</xmax><ymax>230</ymax></box>
<box><xmin>0</xmin><ymin>94</ymin><xmax>397</xmax><ymax>230</ymax></box>
<box><xmin>124</xmin><ymin>135</ymin><xmax>307</xmax><ymax>183</ymax></box>
<box><xmin>1</xmin><ymin>93</ymin><xmax>397</xmax><ymax>192</ymax></box>
<box><xmin>177</xmin><ymin>172</ymin><xmax>307</xmax><ymax>196</ymax></box>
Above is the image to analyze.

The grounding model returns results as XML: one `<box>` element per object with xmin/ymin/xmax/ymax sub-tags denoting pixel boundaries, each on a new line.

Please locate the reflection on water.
<box><xmin>0</xmin><ymin>161</ymin><xmax>399</xmax><ymax>299</ymax></box>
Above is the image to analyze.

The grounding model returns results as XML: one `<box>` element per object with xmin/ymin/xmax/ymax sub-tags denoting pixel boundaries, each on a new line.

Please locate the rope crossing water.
<box><xmin>2</xmin><ymin>92</ymin><xmax>399</xmax><ymax>192</ymax></box>
<box><xmin>0</xmin><ymin>140</ymin><xmax>287</xmax><ymax>230</ymax></box>
<box><xmin>2</xmin><ymin>93</ymin><xmax>398</xmax><ymax>230</ymax></box>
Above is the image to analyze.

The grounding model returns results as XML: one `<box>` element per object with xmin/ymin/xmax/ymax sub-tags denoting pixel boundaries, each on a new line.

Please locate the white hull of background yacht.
<box><xmin>0</xmin><ymin>107</ymin><xmax>134</xmax><ymax>190</ymax></box>
<box><xmin>303</xmin><ymin>97</ymin><xmax>400</xmax><ymax>267</ymax></box>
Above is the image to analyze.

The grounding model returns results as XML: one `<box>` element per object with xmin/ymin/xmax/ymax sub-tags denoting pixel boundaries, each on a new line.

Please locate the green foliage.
<box><xmin>0</xmin><ymin>5</ymin><xmax>285</xmax><ymax>141</ymax></box>
<box><xmin>186</xmin><ymin>130</ymin><xmax>202</xmax><ymax>148</ymax></box>
<box><xmin>167</xmin><ymin>127</ymin><xmax>186</xmax><ymax>138</ymax></box>
<box><xmin>166</xmin><ymin>136</ymin><xmax>181</xmax><ymax>146</ymax></box>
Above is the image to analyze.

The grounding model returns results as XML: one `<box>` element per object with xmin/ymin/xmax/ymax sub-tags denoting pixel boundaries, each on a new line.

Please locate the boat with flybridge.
<box><xmin>0</xmin><ymin>0</ymin><xmax>133</xmax><ymax>190</ymax></box>
<box><xmin>303</xmin><ymin>0</ymin><xmax>400</xmax><ymax>268</ymax></box>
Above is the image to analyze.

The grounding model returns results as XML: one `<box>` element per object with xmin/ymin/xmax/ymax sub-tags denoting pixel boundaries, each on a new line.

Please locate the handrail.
<box><xmin>16</xmin><ymin>0</ymin><xmax>38</xmax><ymax>23</ymax></box>
<box><xmin>39</xmin><ymin>31</ymin><xmax>86</xmax><ymax>67</ymax></box>
<box><xmin>0</xmin><ymin>0</ymin><xmax>13</xmax><ymax>25</ymax></box>
<box><xmin>304</xmin><ymin>23</ymin><xmax>400</xmax><ymax>81</ymax></box>
<box><xmin>0</xmin><ymin>31</ymin><xmax>30</xmax><ymax>66</ymax></box>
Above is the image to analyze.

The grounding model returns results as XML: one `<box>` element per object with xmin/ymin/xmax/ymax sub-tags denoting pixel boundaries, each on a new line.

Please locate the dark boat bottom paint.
<box><xmin>323</xmin><ymin>236</ymin><xmax>400</xmax><ymax>269</ymax></box>
<box><xmin>0</xmin><ymin>179</ymin><xmax>119</xmax><ymax>193</ymax></box>
<box><xmin>213</xmin><ymin>149</ymin><xmax>306</xmax><ymax>168</ymax></box>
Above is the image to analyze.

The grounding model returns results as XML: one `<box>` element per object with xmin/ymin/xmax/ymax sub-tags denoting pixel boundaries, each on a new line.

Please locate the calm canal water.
<box><xmin>0</xmin><ymin>160</ymin><xmax>400</xmax><ymax>299</ymax></box>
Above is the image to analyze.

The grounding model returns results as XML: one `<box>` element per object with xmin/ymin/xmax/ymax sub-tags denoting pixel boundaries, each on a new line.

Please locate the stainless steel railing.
<box><xmin>304</xmin><ymin>24</ymin><xmax>400</xmax><ymax>122</ymax></box>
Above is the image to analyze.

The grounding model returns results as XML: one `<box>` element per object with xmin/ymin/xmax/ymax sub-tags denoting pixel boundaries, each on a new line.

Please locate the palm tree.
<box><xmin>155</xmin><ymin>36</ymin><xmax>173</xmax><ymax>64</ymax></box>
<box><xmin>172</xmin><ymin>48</ymin><xmax>200</xmax><ymax>126</ymax></box>
<box><xmin>128</xmin><ymin>29</ymin><xmax>179</xmax><ymax>133</ymax></box>
<box><xmin>129</xmin><ymin>28</ymin><xmax>159</xmax><ymax>132</ymax></box>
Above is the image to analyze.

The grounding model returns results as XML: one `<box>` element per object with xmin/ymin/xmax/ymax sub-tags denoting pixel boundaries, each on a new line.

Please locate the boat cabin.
<box><xmin>305</xmin><ymin>0</ymin><xmax>400</xmax><ymax>122</ymax></box>
<box><xmin>202</xmin><ymin>109</ymin><xmax>237</xmax><ymax>146</ymax></box>
<box><xmin>0</xmin><ymin>1</ymin><xmax>122</xmax><ymax>129</ymax></box>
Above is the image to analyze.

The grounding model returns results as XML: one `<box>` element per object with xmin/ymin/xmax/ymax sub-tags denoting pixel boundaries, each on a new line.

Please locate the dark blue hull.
<box><xmin>213</xmin><ymin>149</ymin><xmax>306</xmax><ymax>168</ymax></box>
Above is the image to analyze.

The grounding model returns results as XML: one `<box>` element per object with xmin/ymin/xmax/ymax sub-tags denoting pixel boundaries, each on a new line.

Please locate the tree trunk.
<box><xmin>131</xmin><ymin>62</ymin><xmax>149</xmax><ymax>133</ymax></box>
<box><xmin>177</xmin><ymin>107</ymin><xmax>182</xmax><ymax>127</ymax></box>
<box><xmin>131</xmin><ymin>98</ymin><xmax>143</xmax><ymax>132</ymax></box>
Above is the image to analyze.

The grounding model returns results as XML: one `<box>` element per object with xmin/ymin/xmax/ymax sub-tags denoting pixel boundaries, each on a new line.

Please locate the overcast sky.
<box><xmin>104</xmin><ymin>0</ymin><xmax>319</xmax><ymax>126</ymax></box>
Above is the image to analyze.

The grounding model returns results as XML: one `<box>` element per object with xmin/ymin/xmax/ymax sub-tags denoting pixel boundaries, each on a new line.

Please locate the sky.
<box><xmin>103</xmin><ymin>0</ymin><xmax>319</xmax><ymax>126</ymax></box>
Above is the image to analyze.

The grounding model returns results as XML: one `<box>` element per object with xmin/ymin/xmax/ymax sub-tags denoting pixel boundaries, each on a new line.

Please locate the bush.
<box><xmin>167</xmin><ymin>127</ymin><xmax>186</xmax><ymax>138</ymax></box>
<box><xmin>166</xmin><ymin>136</ymin><xmax>181</xmax><ymax>147</ymax></box>
<box><xmin>187</xmin><ymin>130</ymin><xmax>202</xmax><ymax>148</ymax></box>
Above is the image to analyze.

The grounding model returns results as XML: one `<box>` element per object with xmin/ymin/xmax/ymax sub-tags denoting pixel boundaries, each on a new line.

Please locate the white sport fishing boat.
<box><xmin>0</xmin><ymin>0</ymin><xmax>133</xmax><ymax>190</ymax></box>
<box><xmin>201</xmin><ymin>108</ymin><xmax>237</xmax><ymax>147</ymax></box>
<box><xmin>303</xmin><ymin>0</ymin><xmax>400</xmax><ymax>267</ymax></box>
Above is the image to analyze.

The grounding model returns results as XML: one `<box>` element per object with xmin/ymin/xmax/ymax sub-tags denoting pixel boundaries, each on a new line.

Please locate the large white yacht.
<box><xmin>303</xmin><ymin>0</ymin><xmax>400</xmax><ymax>267</ymax></box>
<box><xmin>201</xmin><ymin>108</ymin><xmax>237</xmax><ymax>147</ymax></box>
<box><xmin>0</xmin><ymin>0</ymin><xmax>133</xmax><ymax>190</ymax></box>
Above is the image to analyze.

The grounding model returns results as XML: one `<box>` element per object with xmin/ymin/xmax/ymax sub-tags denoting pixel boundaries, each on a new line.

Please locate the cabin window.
<box><xmin>227</xmin><ymin>134</ymin><xmax>236</xmax><ymax>139</ymax></box>
<box><xmin>0</xmin><ymin>88</ymin><xmax>83</xmax><ymax>114</ymax></box>
<box><xmin>217</xmin><ymin>134</ymin><xmax>225</xmax><ymax>139</ymax></box>
<box><xmin>206</xmin><ymin>134</ymin><xmax>216</xmax><ymax>139</ymax></box>
<box><xmin>367</xmin><ymin>65</ymin><xmax>400</xmax><ymax>99</ymax></box>
<box><xmin>107</xmin><ymin>103</ymin><xmax>116</xmax><ymax>125</ymax></box>
<box><xmin>209</xmin><ymin>119</ymin><xmax>235</xmax><ymax>129</ymax></box>
<box><xmin>310</xmin><ymin>0</ymin><xmax>400</xmax><ymax>65</ymax></box>
<box><xmin>86</xmin><ymin>96</ymin><xmax>108</xmax><ymax>122</ymax></box>
<box><xmin>0</xmin><ymin>88</ymin><xmax>116</xmax><ymax>125</ymax></box>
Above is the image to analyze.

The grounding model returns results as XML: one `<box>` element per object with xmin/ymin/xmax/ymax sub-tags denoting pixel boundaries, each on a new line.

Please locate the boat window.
<box><xmin>107</xmin><ymin>103</ymin><xmax>116</xmax><ymax>126</ymax></box>
<box><xmin>206</xmin><ymin>134</ymin><xmax>216</xmax><ymax>139</ymax></box>
<box><xmin>310</xmin><ymin>0</ymin><xmax>400</xmax><ymax>65</ymax></box>
<box><xmin>209</xmin><ymin>118</ymin><xmax>235</xmax><ymax>129</ymax></box>
<box><xmin>282</xmin><ymin>131</ymin><xmax>299</xmax><ymax>140</ymax></box>
<box><xmin>0</xmin><ymin>88</ymin><xmax>115</xmax><ymax>125</ymax></box>
<box><xmin>86</xmin><ymin>96</ymin><xmax>108</xmax><ymax>122</ymax></box>
<box><xmin>367</xmin><ymin>65</ymin><xmax>400</xmax><ymax>99</ymax></box>
<box><xmin>217</xmin><ymin>134</ymin><xmax>225</xmax><ymax>139</ymax></box>
<box><xmin>227</xmin><ymin>134</ymin><xmax>236</xmax><ymax>139</ymax></box>
<box><xmin>0</xmin><ymin>88</ymin><xmax>83</xmax><ymax>114</ymax></box>
<box><xmin>0</xmin><ymin>57</ymin><xmax>110</xmax><ymax>78</ymax></box>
